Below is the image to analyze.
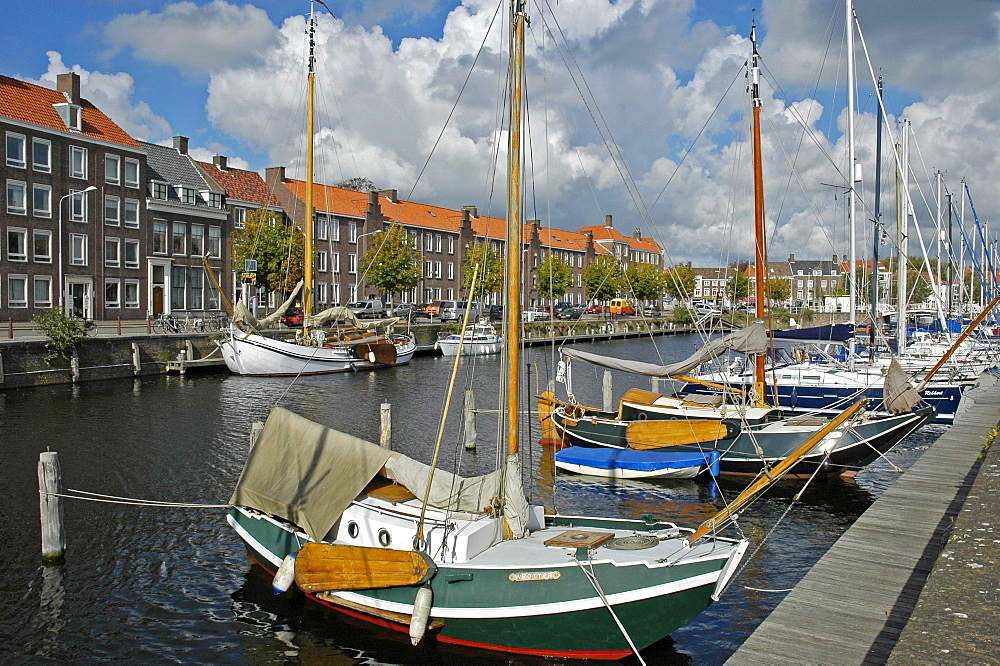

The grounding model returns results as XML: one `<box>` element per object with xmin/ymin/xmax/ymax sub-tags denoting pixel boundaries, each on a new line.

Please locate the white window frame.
<box><xmin>348</xmin><ymin>221</ymin><xmax>357</xmax><ymax>243</ymax></box>
<box><xmin>104</xmin><ymin>195</ymin><xmax>120</xmax><ymax>226</ymax></box>
<box><xmin>316</xmin><ymin>215</ymin><xmax>328</xmax><ymax>240</ymax></box>
<box><xmin>172</xmin><ymin>222</ymin><xmax>186</xmax><ymax>255</ymax></box>
<box><xmin>70</xmin><ymin>233</ymin><xmax>88</xmax><ymax>266</ymax></box>
<box><xmin>6</xmin><ymin>132</ymin><xmax>26</xmax><ymax>168</ymax></box>
<box><xmin>317</xmin><ymin>281</ymin><xmax>328</xmax><ymax>304</ymax></box>
<box><xmin>123</xmin><ymin>199</ymin><xmax>139</xmax><ymax>228</ymax></box>
<box><xmin>33</xmin><ymin>229</ymin><xmax>52</xmax><ymax>263</ymax></box>
<box><xmin>331</xmin><ymin>252</ymin><xmax>340</xmax><ymax>274</ymax></box>
<box><xmin>448</xmin><ymin>236</ymin><xmax>454</xmax><ymax>254</ymax></box>
<box><xmin>318</xmin><ymin>250</ymin><xmax>328</xmax><ymax>272</ymax></box>
<box><xmin>348</xmin><ymin>253</ymin><xmax>357</xmax><ymax>274</ymax></box>
<box><xmin>180</xmin><ymin>187</ymin><xmax>196</xmax><ymax>205</ymax></box>
<box><xmin>70</xmin><ymin>146</ymin><xmax>88</xmax><ymax>179</ymax></box>
<box><xmin>33</xmin><ymin>275</ymin><xmax>52</xmax><ymax>308</ymax></box>
<box><xmin>447</xmin><ymin>262</ymin><xmax>454</xmax><ymax>280</ymax></box>
<box><xmin>32</xmin><ymin>138</ymin><xmax>51</xmax><ymax>173</ymax></box>
<box><xmin>208</xmin><ymin>226</ymin><xmax>221</xmax><ymax>257</ymax></box>
<box><xmin>191</xmin><ymin>224</ymin><xmax>205</xmax><ymax>256</ymax></box>
<box><xmin>105</xmin><ymin>279</ymin><xmax>121</xmax><ymax>308</ymax></box>
<box><xmin>435</xmin><ymin>234</ymin><xmax>442</xmax><ymax>253</ymax></box>
<box><xmin>7</xmin><ymin>227</ymin><xmax>28</xmax><ymax>261</ymax></box>
<box><xmin>69</xmin><ymin>189</ymin><xmax>88</xmax><ymax>222</ymax></box>
<box><xmin>105</xmin><ymin>237</ymin><xmax>121</xmax><ymax>267</ymax></box>
<box><xmin>6</xmin><ymin>180</ymin><xmax>27</xmax><ymax>215</ymax></box>
<box><xmin>32</xmin><ymin>183</ymin><xmax>52</xmax><ymax>218</ymax></box>
<box><xmin>233</xmin><ymin>207</ymin><xmax>246</xmax><ymax>229</ymax></box>
<box><xmin>124</xmin><ymin>279</ymin><xmax>140</xmax><ymax>308</ymax></box>
<box><xmin>331</xmin><ymin>218</ymin><xmax>340</xmax><ymax>241</ymax></box>
<box><xmin>105</xmin><ymin>154</ymin><xmax>120</xmax><ymax>185</ymax></box>
<box><xmin>153</xmin><ymin>220</ymin><xmax>168</xmax><ymax>254</ymax></box>
<box><xmin>124</xmin><ymin>158</ymin><xmax>140</xmax><ymax>188</ymax></box>
<box><xmin>124</xmin><ymin>239</ymin><xmax>140</xmax><ymax>269</ymax></box>
<box><xmin>7</xmin><ymin>274</ymin><xmax>28</xmax><ymax>308</ymax></box>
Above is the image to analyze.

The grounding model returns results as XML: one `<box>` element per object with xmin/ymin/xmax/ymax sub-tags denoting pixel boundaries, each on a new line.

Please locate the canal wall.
<box><xmin>727</xmin><ymin>371</ymin><xmax>1000</xmax><ymax>665</ymax></box>
<box><xmin>0</xmin><ymin>318</ymin><xmax>696</xmax><ymax>389</ymax></box>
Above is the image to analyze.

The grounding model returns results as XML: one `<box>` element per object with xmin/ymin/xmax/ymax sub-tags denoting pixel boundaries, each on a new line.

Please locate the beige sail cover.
<box><xmin>883</xmin><ymin>357</ymin><xmax>922</xmax><ymax>414</ymax></box>
<box><xmin>384</xmin><ymin>454</ymin><xmax>530</xmax><ymax>537</ymax></box>
<box><xmin>232</xmin><ymin>281</ymin><xmax>304</xmax><ymax>330</ymax></box>
<box><xmin>561</xmin><ymin>323</ymin><xmax>768</xmax><ymax>377</ymax></box>
<box><xmin>229</xmin><ymin>407</ymin><xmax>393</xmax><ymax>541</ymax></box>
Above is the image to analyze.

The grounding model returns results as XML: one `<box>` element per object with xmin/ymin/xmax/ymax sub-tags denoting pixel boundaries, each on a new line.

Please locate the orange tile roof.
<box><xmin>284</xmin><ymin>179</ymin><xmax>370</xmax><ymax>218</ymax></box>
<box><xmin>578</xmin><ymin>224</ymin><xmax>662</xmax><ymax>253</ymax></box>
<box><xmin>198</xmin><ymin>161</ymin><xmax>281</xmax><ymax>207</ymax></box>
<box><xmin>0</xmin><ymin>74</ymin><xmax>140</xmax><ymax>148</ymax></box>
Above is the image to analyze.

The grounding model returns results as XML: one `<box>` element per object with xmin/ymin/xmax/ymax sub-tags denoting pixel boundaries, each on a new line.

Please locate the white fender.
<box><xmin>272</xmin><ymin>552</ymin><xmax>297</xmax><ymax>594</ymax></box>
<box><xmin>409</xmin><ymin>582</ymin><xmax>433</xmax><ymax>645</ymax></box>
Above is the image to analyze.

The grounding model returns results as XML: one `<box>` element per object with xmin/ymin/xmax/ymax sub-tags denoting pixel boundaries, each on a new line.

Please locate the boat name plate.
<box><xmin>508</xmin><ymin>571</ymin><xmax>562</xmax><ymax>582</ymax></box>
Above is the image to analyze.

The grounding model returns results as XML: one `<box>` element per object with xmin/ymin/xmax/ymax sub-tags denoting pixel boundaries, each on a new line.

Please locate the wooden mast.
<box><xmin>749</xmin><ymin>19</ymin><xmax>768</xmax><ymax>408</ymax></box>
<box><xmin>504</xmin><ymin>0</ymin><xmax>526</xmax><ymax>458</ymax></box>
<box><xmin>303</xmin><ymin>2</ymin><xmax>316</xmax><ymax>333</ymax></box>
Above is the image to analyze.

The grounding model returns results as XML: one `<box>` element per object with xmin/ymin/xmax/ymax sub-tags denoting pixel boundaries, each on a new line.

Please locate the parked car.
<box><xmin>392</xmin><ymin>303</ymin><xmax>416</xmax><ymax>319</ymax></box>
<box><xmin>347</xmin><ymin>299</ymin><xmax>387</xmax><ymax>319</ymax></box>
<box><xmin>522</xmin><ymin>307</ymin><xmax>548</xmax><ymax>322</ymax></box>
<box><xmin>609</xmin><ymin>299</ymin><xmax>636</xmax><ymax>316</ymax></box>
<box><xmin>552</xmin><ymin>302</ymin><xmax>573</xmax><ymax>315</ymax></box>
<box><xmin>488</xmin><ymin>305</ymin><xmax>504</xmax><ymax>322</ymax></box>
<box><xmin>557</xmin><ymin>306</ymin><xmax>586</xmax><ymax>320</ymax></box>
<box><xmin>425</xmin><ymin>301</ymin><xmax>444</xmax><ymax>318</ymax></box>
<box><xmin>642</xmin><ymin>305</ymin><xmax>662</xmax><ymax>317</ymax></box>
<box><xmin>281</xmin><ymin>307</ymin><xmax>303</xmax><ymax>327</ymax></box>
<box><xmin>413</xmin><ymin>303</ymin><xmax>433</xmax><ymax>319</ymax></box>
<box><xmin>587</xmin><ymin>304</ymin><xmax>607</xmax><ymax>315</ymax></box>
<box><xmin>695</xmin><ymin>303</ymin><xmax>723</xmax><ymax>316</ymax></box>
<box><xmin>438</xmin><ymin>300</ymin><xmax>482</xmax><ymax>323</ymax></box>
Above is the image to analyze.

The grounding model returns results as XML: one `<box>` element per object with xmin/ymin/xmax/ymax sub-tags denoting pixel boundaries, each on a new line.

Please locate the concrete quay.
<box><xmin>727</xmin><ymin>372</ymin><xmax>1000</xmax><ymax>664</ymax></box>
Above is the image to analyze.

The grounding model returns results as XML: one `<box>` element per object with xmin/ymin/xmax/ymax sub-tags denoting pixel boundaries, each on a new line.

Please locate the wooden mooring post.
<box><xmin>602</xmin><ymin>370</ymin><xmax>613</xmax><ymax>412</ymax></box>
<box><xmin>380</xmin><ymin>403</ymin><xmax>392</xmax><ymax>449</ymax></box>
<box><xmin>38</xmin><ymin>451</ymin><xmax>65</xmax><ymax>563</ymax></box>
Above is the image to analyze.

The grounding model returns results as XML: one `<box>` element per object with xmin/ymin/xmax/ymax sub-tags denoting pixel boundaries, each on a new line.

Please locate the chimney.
<box><xmin>462</xmin><ymin>205</ymin><xmax>478</xmax><ymax>218</ymax></box>
<box><xmin>56</xmin><ymin>72</ymin><xmax>81</xmax><ymax>104</ymax></box>
<box><xmin>605</xmin><ymin>214</ymin><xmax>613</xmax><ymax>228</ymax></box>
<box><xmin>173</xmin><ymin>136</ymin><xmax>189</xmax><ymax>155</ymax></box>
<box><xmin>788</xmin><ymin>253</ymin><xmax>795</xmax><ymax>262</ymax></box>
<box><xmin>634</xmin><ymin>228</ymin><xmax>642</xmax><ymax>240</ymax></box>
<box><xmin>265</xmin><ymin>166</ymin><xmax>287</xmax><ymax>186</ymax></box>
<box><xmin>213</xmin><ymin>155</ymin><xmax>228</xmax><ymax>170</ymax></box>
<box><xmin>379</xmin><ymin>189</ymin><xmax>397</xmax><ymax>202</ymax></box>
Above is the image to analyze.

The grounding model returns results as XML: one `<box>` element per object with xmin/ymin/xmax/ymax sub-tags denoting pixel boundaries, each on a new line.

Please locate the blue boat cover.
<box><xmin>770</xmin><ymin>323</ymin><xmax>854</xmax><ymax>342</ymax></box>
<box><xmin>555</xmin><ymin>446</ymin><xmax>720</xmax><ymax>472</ymax></box>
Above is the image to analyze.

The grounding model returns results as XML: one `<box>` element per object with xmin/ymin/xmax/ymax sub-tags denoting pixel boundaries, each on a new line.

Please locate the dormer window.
<box><xmin>152</xmin><ymin>182</ymin><xmax>169</xmax><ymax>199</ymax></box>
<box><xmin>179</xmin><ymin>187</ymin><xmax>196</xmax><ymax>205</ymax></box>
<box><xmin>202</xmin><ymin>191</ymin><xmax>223</xmax><ymax>208</ymax></box>
<box><xmin>53</xmin><ymin>103</ymin><xmax>82</xmax><ymax>131</ymax></box>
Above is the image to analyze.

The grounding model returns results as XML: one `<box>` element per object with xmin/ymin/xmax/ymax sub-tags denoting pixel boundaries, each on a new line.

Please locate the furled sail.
<box><xmin>883</xmin><ymin>357</ymin><xmax>923</xmax><ymax>414</ymax></box>
<box><xmin>561</xmin><ymin>323</ymin><xmax>768</xmax><ymax>378</ymax></box>
<box><xmin>232</xmin><ymin>281</ymin><xmax>304</xmax><ymax>330</ymax></box>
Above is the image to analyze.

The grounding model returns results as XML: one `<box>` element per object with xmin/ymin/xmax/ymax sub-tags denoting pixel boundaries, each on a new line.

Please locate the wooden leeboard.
<box><xmin>355</xmin><ymin>342</ymin><xmax>397</xmax><ymax>365</ymax></box>
<box><xmin>625</xmin><ymin>419</ymin><xmax>731</xmax><ymax>450</ymax></box>
<box><xmin>295</xmin><ymin>543</ymin><xmax>435</xmax><ymax>592</ymax></box>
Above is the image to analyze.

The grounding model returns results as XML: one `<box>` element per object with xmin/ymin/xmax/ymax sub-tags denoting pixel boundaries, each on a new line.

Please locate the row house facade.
<box><xmin>2</xmin><ymin>72</ymin><xmax>148</xmax><ymax>321</ymax></box>
<box><xmin>141</xmin><ymin>138</ymin><xmax>229</xmax><ymax>317</ymax></box>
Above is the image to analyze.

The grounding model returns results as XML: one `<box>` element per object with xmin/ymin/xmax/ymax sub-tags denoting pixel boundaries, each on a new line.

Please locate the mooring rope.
<box><xmin>574</xmin><ymin>558</ymin><xmax>646</xmax><ymax>666</ymax></box>
<box><xmin>51</xmin><ymin>488</ymin><xmax>230</xmax><ymax>509</ymax></box>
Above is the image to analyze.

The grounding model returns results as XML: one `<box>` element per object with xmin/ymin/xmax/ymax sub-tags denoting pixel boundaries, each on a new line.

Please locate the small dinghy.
<box><xmin>555</xmin><ymin>446</ymin><xmax>721</xmax><ymax>479</ymax></box>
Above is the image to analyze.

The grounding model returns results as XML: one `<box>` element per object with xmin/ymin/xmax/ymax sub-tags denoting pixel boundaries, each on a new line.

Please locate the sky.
<box><xmin>4</xmin><ymin>0</ymin><xmax>999</xmax><ymax>269</ymax></box>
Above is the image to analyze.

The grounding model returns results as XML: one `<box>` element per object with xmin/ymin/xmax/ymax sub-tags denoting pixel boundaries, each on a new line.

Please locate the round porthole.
<box><xmin>347</xmin><ymin>521</ymin><xmax>359</xmax><ymax>539</ymax></box>
<box><xmin>378</xmin><ymin>529</ymin><xmax>391</xmax><ymax>547</ymax></box>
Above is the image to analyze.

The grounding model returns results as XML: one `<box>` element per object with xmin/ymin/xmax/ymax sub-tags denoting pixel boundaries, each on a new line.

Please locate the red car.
<box><xmin>280</xmin><ymin>307</ymin><xmax>303</xmax><ymax>327</ymax></box>
<box><xmin>587</xmin><ymin>305</ymin><xmax>606</xmax><ymax>314</ymax></box>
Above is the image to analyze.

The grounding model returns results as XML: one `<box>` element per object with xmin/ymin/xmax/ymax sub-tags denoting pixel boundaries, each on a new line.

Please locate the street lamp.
<box><xmin>57</xmin><ymin>186</ymin><xmax>97</xmax><ymax>312</ymax></box>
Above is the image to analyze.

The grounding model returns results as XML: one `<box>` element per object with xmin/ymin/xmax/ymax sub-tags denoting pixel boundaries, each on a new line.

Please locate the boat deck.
<box><xmin>726</xmin><ymin>372</ymin><xmax>1000</xmax><ymax>664</ymax></box>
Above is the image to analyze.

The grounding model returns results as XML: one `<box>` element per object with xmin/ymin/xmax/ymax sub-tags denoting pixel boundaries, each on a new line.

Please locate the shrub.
<box><xmin>33</xmin><ymin>310</ymin><xmax>84</xmax><ymax>365</ymax></box>
<box><xmin>672</xmin><ymin>306</ymin><xmax>694</xmax><ymax>325</ymax></box>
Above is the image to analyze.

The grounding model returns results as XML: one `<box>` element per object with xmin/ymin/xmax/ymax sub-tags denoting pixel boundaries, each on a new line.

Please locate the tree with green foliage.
<box><xmin>726</xmin><ymin>269</ymin><xmax>752</xmax><ymax>302</ymax></box>
<box><xmin>907</xmin><ymin>269</ymin><xmax>932</xmax><ymax>303</ymax></box>
<box><xmin>583</xmin><ymin>256</ymin><xmax>623</xmax><ymax>302</ymax></box>
<box><xmin>768</xmin><ymin>278</ymin><xmax>791</xmax><ymax>304</ymax></box>
<box><xmin>230</xmin><ymin>209</ymin><xmax>305</xmax><ymax>297</ymax></box>
<box><xmin>625</xmin><ymin>262</ymin><xmax>667</xmax><ymax>301</ymax></box>
<box><xmin>671</xmin><ymin>306</ymin><xmax>694</xmax><ymax>325</ymax></box>
<box><xmin>359</xmin><ymin>224</ymin><xmax>422</xmax><ymax>301</ymax></box>
<box><xmin>33</xmin><ymin>310</ymin><xmax>84</xmax><ymax>364</ymax></box>
<box><xmin>663</xmin><ymin>263</ymin><xmax>696</xmax><ymax>300</ymax></box>
<box><xmin>536</xmin><ymin>253</ymin><xmax>575</xmax><ymax>301</ymax></box>
<box><xmin>462</xmin><ymin>240</ymin><xmax>504</xmax><ymax>297</ymax></box>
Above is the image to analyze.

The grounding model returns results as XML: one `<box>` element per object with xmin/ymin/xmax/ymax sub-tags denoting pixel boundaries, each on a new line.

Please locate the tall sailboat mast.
<box><xmin>303</xmin><ymin>3</ymin><xmax>317</xmax><ymax>325</ymax></box>
<box><xmin>749</xmin><ymin>19</ymin><xmax>768</xmax><ymax>408</ymax></box>
<box><xmin>895</xmin><ymin>120</ymin><xmax>910</xmax><ymax>353</ymax></box>
<box><xmin>846</xmin><ymin>0</ymin><xmax>857</xmax><ymax>368</ymax></box>
<box><xmin>504</xmin><ymin>0</ymin><xmax>526</xmax><ymax>456</ymax></box>
<box><xmin>870</xmin><ymin>76</ymin><xmax>883</xmax><ymax>362</ymax></box>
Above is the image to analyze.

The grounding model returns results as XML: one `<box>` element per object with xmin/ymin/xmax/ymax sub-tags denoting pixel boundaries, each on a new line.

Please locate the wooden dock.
<box><xmin>727</xmin><ymin>372</ymin><xmax>1000</xmax><ymax>664</ymax></box>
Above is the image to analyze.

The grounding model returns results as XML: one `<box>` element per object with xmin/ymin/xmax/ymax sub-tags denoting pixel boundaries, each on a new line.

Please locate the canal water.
<box><xmin>0</xmin><ymin>334</ymin><xmax>943</xmax><ymax>664</ymax></box>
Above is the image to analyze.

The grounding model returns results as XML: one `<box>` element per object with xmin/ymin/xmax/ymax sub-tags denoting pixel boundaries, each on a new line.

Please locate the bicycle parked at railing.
<box><xmin>151</xmin><ymin>313</ymin><xmax>189</xmax><ymax>334</ymax></box>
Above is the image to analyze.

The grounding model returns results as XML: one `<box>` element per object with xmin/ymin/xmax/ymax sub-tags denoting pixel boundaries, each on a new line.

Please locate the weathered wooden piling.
<box><xmin>380</xmin><ymin>403</ymin><xmax>392</xmax><ymax>449</ymax></box>
<box><xmin>38</xmin><ymin>451</ymin><xmax>65</xmax><ymax>563</ymax></box>
<box><xmin>602</xmin><ymin>370</ymin><xmax>613</xmax><ymax>412</ymax></box>
<box><xmin>463</xmin><ymin>389</ymin><xmax>477</xmax><ymax>450</ymax></box>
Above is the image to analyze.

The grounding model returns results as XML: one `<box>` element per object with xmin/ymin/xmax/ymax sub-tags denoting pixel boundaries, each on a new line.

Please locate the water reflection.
<box><xmin>0</xmin><ymin>335</ymin><xmax>943</xmax><ymax>664</ymax></box>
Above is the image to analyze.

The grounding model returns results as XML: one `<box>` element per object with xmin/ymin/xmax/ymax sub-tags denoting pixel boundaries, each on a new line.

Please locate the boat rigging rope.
<box><xmin>51</xmin><ymin>488</ymin><xmax>230</xmax><ymax>509</ymax></box>
<box><xmin>573</xmin><ymin>557</ymin><xmax>646</xmax><ymax>666</ymax></box>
